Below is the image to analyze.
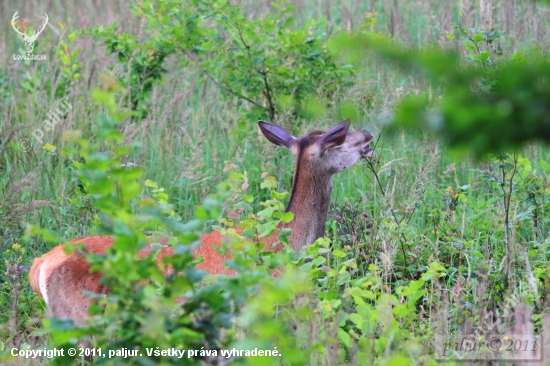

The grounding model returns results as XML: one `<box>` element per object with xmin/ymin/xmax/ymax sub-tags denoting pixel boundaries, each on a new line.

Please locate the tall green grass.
<box><xmin>1</xmin><ymin>0</ymin><xmax>550</xmax><ymax>363</ymax></box>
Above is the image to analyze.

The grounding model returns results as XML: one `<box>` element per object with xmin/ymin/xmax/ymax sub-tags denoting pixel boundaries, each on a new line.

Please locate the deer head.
<box><xmin>11</xmin><ymin>11</ymin><xmax>48</xmax><ymax>54</ymax></box>
<box><xmin>259</xmin><ymin>120</ymin><xmax>374</xmax><ymax>177</ymax></box>
<box><xmin>258</xmin><ymin>120</ymin><xmax>374</xmax><ymax>251</ymax></box>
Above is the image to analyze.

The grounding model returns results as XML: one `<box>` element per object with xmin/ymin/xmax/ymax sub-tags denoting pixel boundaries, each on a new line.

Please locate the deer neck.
<box><xmin>284</xmin><ymin>160</ymin><xmax>333</xmax><ymax>252</ymax></box>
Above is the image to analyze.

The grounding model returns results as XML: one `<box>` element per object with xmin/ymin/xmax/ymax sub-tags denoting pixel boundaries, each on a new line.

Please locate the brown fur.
<box><xmin>29</xmin><ymin>121</ymin><xmax>373</xmax><ymax>323</ymax></box>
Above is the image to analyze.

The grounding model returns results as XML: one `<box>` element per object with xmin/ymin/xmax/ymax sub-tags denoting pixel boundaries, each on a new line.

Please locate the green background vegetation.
<box><xmin>0</xmin><ymin>0</ymin><xmax>549</xmax><ymax>364</ymax></box>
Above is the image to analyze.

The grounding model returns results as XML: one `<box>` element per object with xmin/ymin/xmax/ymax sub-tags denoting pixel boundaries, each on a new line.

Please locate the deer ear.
<box><xmin>258</xmin><ymin>121</ymin><xmax>294</xmax><ymax>148</ymax></box>
<box><xmin>319</xmin><ymin>121</ymin><xmax>350</xmax><ymax>150</ymax></box>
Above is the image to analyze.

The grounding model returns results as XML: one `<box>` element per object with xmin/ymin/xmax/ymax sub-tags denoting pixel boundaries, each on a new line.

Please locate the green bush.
<box><xmin>85</xmin><ymin>0</ymin><xmax>354</xmax><ymax>122</ymax></box>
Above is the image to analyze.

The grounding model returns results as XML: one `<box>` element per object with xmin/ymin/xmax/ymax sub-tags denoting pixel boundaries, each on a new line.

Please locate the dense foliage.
<box><xmin>333</xmin><ymin>29</ymin><xmax>550</xmax><ymax>156</ymax></box>
<box><xmin>1</xmin><ymin>0</ymin><xmax>550</xmax><ymax>365</ymax></box>
<box><xmin>86</xmin><ymin>0</ymin><xmax>354</xmax><ymax>121</ymax></box>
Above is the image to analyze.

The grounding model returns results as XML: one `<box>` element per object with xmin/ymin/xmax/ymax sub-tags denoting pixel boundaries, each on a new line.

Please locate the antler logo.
<box><xmin>11</xmin><ymin>11</ymin><xmax>48</xmax><ymax>55</ymax></box>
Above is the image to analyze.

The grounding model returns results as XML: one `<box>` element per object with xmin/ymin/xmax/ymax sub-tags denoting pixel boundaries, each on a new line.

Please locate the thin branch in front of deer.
<box><xmin>177</xmin><ymin>45</ymin><xmax>266</xmax><ymax>111</ymax></box>
<box><xmin>257</xmin><ymin>67</ymin><xmax>276</xmax><ymax>120</ymax></box>
<box><xmin>131</xmin><ymin>2</ymin><xmax>266</xmax><ymax>113</ymax></box>
<box><xmin>231</xmin><ymin>16</ymin><xmax>251</xmax><ymax>52</ymax></box>
<box><xmin>365</xmin><ymin>152</ymin><xmax>409</xmax><ymax>275</ymax></box>
<box><xmin>455</xmin><ymin>22</ymin><xmax>492</xmax><ymax>70</ymax></box>
<box><xmin>501</xmin><ymin>153</ymin><xmax>518</xmax><ymax>288</ymax></box>
<box><xmin>229</xmin><ymin>15</ymin><xmax>276</xmax><ymax>119</ymax></box>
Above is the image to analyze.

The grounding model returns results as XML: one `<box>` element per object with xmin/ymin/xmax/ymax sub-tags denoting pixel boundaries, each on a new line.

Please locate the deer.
<box><xmin>11</xmin><ymin>11</ymin><xmax>49</xmax><ymax>54</ymax></box>
<box><xmin>28</xmin><ymin>120</ymin><xmax>374</xmax><ymax>324</ymax></box>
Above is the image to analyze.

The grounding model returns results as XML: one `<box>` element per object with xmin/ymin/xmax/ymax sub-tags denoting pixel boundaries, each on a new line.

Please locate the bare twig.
<box><xmin>257</xmin><ymin>67</ymin><xmax>276</xmax><ymax>120</ymax></box>
<box><xmin>501</xmin><ymin>153</ymin><xmax>518</xmax><ymax>287</ymax></box>
<box><xmin>364</xmin><ymin>139</ymin><xmax>410</xmax><ymax>275</ymax></box>
<box><xmin>133</xmin><ymin>1</ymin><xmax>267</xmax><ymax>113</ymax></box>
<box><xmin>177</xmin><ymin>45</ymin><xmax>266</xmax><ymax>111</ymax></box>
<box><xmin>232</xmin><ymin>15</ymin><xmax>276</xmax><ymax>119</ymax></box>
<box><xmin>487</xmin><ymin>154</ymin><xmax>519</xmax><ymax>288</ymax></box>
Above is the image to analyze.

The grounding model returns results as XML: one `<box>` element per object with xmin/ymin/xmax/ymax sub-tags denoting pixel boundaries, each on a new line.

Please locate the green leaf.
<box><xmin>478</xmin><ymin>51</ymin><xmax>491</xmax><ymax>61</ymax></box>
<box><xmin>472</xmin><ymin>34</ymin><xmax>484</xmax><ymax>42</ymax></box>
<box><xmin>273</xmin><ymin>211</ymin><xmax>294</xmax><ymax>223</ymax></box>
<box><xmin>337</xmin><ymin>328</ymin><xmax>352</xmax><ymax>347</ymax></box>
<box><xmin>409</xmin><ymin>279</ymin><xmax>425</xmax><ymax>291</ymax></box>
<box><xmin>260</xmin><ymin>179</ymin><xmax>277</xmax><ymax>189</ymax></box>
<box><xmin>144</xmin><ymin>179</ymin><xmax>158</xmax><ymax>188</ymax></box>
<box><xmin>195</xmin><ymin>205</ymin><xmax>208</xmax><ymax>219</ymax></box>
<box><xmin>393</xmin><ymin>302</ymin><xmax>414</xmax><ymax>318</ymax></box>
<box><xmin>60</xmin><ymin>54</ymin><xmax>71</xmax><ymax>65</ymax></box>
<box><xmin>332</xmin><ymin>249</ymin><xmax>346</xmax><ymax>258</ymax></box>
<box><xmin>271</xmin><ymin>191</ymin><xmax>288</xmax><ymax>200</ymax></box>
<box><xmin>256</xmin><ymin>221</ymin><xmax>277</xmax><ymax>237</ymax></box>
<box><xmin>257</xmin><ymin>207</ymin><xmax>276</xmax><ymax>220</ymax></box>
<box><xmin>312</xmin><ymin>256</ymin><xmax>326</xmax><ymax>266</ymax></box>
<box><xmin>349</xmin><ymin>313</ymin><xmax>363</xmax><ymax>325</ymax></box>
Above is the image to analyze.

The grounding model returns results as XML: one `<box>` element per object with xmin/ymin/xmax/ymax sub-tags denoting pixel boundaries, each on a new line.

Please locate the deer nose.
<box><xmin>362</xmin><ymin>145</ymin><xmax>374</xmax><ymax>158</ymax></box>
<box><xmin>361</xmin><ymin>130</ymin><xmax>374</xmax><ymax>158</ymax></box>
<box><xmin>362</xmin><ymin>130</ymin><xmax>374</xmax><ymax>142</ymax></box>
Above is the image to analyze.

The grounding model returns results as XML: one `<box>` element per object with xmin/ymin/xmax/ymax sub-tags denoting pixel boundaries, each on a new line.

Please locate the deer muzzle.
<box><xmin>361</xmin><ymin>131</ymin><xmax>374</xmax><ymax>158</ymax></box>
